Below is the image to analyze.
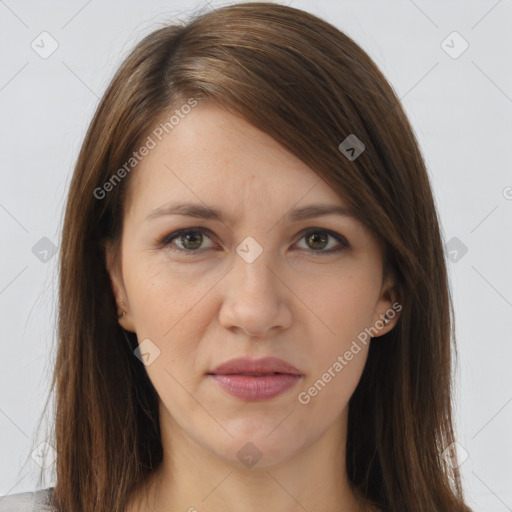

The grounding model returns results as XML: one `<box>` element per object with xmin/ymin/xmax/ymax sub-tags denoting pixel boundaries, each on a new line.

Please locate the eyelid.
<box><xmin>159</xmin><ymin>226</ymin><xmax>349</xmax><ymax>255</ymax></box>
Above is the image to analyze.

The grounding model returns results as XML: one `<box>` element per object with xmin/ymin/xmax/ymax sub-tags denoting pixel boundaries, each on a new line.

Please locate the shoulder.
<box><xmin>0</xmin><ymin>488</ymin><xmax>56</xmax><ymax>512</ymax></box>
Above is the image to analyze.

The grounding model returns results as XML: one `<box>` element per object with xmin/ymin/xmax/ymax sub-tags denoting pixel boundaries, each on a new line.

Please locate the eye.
<box><xmin>294</xmin><ymin>228</ymin><xmax>349</xmax><ymax>255</ymax></box>
<box><xmin>161</xmin><ymin>228</ymin><xmax>217</xmax><ymax>255</ymax></box>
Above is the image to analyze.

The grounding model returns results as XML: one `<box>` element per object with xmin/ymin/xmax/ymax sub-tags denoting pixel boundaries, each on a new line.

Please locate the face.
<box><xmin>106</xmin><ymin>101</ymin><xmax>399</xmax><ymax>468</ymax></box>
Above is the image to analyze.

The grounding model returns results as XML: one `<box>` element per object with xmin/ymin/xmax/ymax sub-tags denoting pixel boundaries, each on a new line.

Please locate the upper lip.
<box><xmin>209</xmin><ymin>357</ymin><xmax>303</xmax><ymax>376</ymax></box>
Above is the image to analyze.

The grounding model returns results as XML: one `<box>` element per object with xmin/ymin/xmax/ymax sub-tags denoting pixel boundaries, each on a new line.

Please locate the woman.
<box><xmin>0</xmin><ymin>2</ymin><xmax>473</xmax><ymax>511</ymax></box>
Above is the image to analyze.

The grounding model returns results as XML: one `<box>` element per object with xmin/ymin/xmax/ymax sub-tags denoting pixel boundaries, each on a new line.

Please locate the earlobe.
<box><xmin>372</xmin><ymin>306</ymin><xmax>400</xmax><ymax>338</ymax></box>
<box><xmin>104</xmin><ymin>239</ymin><xmax>137</xmax><ymax>333</ymax></box>
<box><xmin>372</xmin><ymin>276</ymin><xmax>402</xmax><ymax>338</ymax></box>
<box><xmin>117</xmin><ymin>300</ymin><xmax>127</xmax><ymax>319</ymax></box>
<box><xmin>104</xmin><ymin>240</ymin><xmax>123</xmax><ymax>303</ymax></box>
<box><xmin>116</xmin><ymin>299</ymin><xmax>136</xmax><ymax>332</ymax></box>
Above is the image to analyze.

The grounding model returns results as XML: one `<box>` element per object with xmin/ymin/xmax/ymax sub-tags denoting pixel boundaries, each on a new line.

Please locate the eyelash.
<box><xmin>158</xmin><ymin>227</ymin><xmax>349</xmax><ymax>257</ymax></box>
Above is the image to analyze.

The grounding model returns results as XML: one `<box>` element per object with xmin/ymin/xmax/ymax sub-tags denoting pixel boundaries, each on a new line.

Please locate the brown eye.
<box><xmin>178</xmin><ymin>231</ymin><xmax>204</xmax><ymax>250</ymax></box>
<box><xmin>295</xmin><ymin>229</ymin><xmax>348</xmax><ymax>254</ymax></box>
<box><xmin>306</xmin><ymin>231</ymin><xmax>329</xmax><ymax>250</ymax></box>
<box><xmin>162</xmin><ymin>229</ymin><xmax>216</xmax><ymax>253</ymax></box>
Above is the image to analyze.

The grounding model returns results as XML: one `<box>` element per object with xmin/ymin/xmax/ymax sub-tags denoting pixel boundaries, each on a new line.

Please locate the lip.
<box><xmin>207</xmin><ymin>357</ymin><xmax>303</xmax><ymax>401</ymax></box>
<box><xmin>210</xmin><ymin>356</ymin><xmax>302</xmax><ymax>376</ymax></box>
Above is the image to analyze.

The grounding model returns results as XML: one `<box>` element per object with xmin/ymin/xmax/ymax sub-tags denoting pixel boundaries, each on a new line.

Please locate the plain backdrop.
<box><xmin>1</xmin><ymin>0</ymin><xmax>511</xmax><ymax>510</ymax></box>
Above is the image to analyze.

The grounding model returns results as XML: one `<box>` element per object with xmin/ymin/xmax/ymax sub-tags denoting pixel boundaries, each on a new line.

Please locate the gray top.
<box><xmin>0</xmin><ymin>488</ymin><xmax>56</xmax><ymax>512</ymax></box>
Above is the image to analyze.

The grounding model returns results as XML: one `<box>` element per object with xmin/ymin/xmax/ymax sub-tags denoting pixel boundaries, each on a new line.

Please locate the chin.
<box><xmin>204</xmin><ymin>427</ymin><xmax>308</xmax><ymax>470</ymax></box>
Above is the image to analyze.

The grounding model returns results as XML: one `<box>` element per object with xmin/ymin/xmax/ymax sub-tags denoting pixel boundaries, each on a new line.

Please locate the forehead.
<box><xmin>124</xmin><ymin>102</ymin><xmax>350</xmax><ymax>219</ymax></box>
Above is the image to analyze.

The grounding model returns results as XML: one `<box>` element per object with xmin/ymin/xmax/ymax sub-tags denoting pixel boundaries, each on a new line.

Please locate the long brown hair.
<box><xmin>45</xmin><ymin>2</ymin><xmax>472</xmax><ymax>511</ymax></box>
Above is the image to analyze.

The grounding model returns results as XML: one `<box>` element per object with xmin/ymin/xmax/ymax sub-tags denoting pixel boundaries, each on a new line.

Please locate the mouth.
<box><xmin>207</xmin><ymin>357</ymin><xmax>303</xmax><ymax>401</ymax></box>
<box><xmin>209</xmin><ymin>356</ymin><xmax>303</xmax><ymax>376</ymax></box>
<box><xmin>219</xmin><ymin>372</ymin><xmax>284</xmax><ymax>376</ymax></box>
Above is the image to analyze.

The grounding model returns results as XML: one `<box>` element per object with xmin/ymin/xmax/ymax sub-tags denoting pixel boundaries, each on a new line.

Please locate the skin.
<box><xmin>106</xmin><ymin>101</ymin><xmax>399</xmax><ymax>512</ymax></box>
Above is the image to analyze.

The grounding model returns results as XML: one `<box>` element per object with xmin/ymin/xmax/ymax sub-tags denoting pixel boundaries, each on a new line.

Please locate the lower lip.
<box><xmin>209</xmin><ymin>374</ymin><xmax>302</xmax><ymax>401</ymax></box>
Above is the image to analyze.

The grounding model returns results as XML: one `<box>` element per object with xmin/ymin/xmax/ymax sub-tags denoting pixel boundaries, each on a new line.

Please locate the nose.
<box><xmin>218</xmin><ymin>248</ymin><xmax>293</xmax><ymax>338</ymax></box>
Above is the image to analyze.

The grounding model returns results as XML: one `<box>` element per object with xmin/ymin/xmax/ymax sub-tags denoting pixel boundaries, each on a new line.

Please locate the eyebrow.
<box><xmin>144</xmin><ymin>201</ymin><xmax>355</xmax><ymax>224</ymax></box>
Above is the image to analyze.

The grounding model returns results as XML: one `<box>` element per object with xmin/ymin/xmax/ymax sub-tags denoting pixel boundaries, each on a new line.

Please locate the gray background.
<box><xmin>1</xmin><ymin>0</ymin><xmax>511</xmax><ymax>510</ymax></box>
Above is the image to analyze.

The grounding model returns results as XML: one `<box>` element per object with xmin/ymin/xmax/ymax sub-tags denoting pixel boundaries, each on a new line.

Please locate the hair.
<box><xmin>43</xmin><ymin>2</ymin><xmax>473</xmax><ymax>511</ymax></box>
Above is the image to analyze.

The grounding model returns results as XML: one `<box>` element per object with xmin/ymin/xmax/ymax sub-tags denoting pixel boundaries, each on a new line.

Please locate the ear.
<box><xmin>104</xmin><ymin>239</ymin><xmax>136</xmax><ymax>333</ymax></box>
<box><xmin>370</xmin><ymin>270</ymin><xmax>402</xmax><ymax>338</ymax></box>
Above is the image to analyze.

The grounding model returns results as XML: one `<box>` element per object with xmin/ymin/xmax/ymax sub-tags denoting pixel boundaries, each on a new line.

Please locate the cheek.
<box><xmin>297</xmin><ymin>266</ymin><xmax>380</xmax><ymax>348</ymax></box>
<box><xmin>293</xmin><ymin>267</ymin><xmax>377</xmax><ymax>409</ymax></box>
<box><xmin>296</xmin><ymin>292</ymin><xmax>373</xmax><ymax>422</ymax></box>
<box><xmin>123</xmin><ymin>259</ymin><xmax>219</xmax><ymax>421</ymax></box>
<box><xmin>123</xmin><ymin>256</ymin><xmax>226</xmax><ymax>391</ymax></box>
<box><xmin>125</xmin><ymin>255</ymin><xmax>220</xmax><ymax>335</ymax></box>
<box><xmin>295</xmin><ymin>342</ymin><xmax>369</xmax><ymax>436</ymax></box>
